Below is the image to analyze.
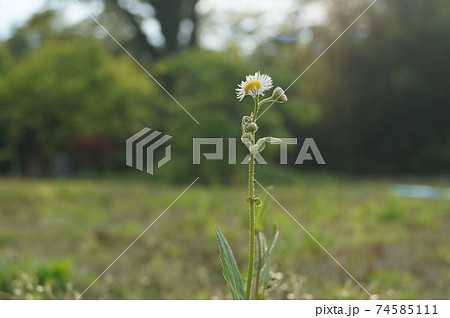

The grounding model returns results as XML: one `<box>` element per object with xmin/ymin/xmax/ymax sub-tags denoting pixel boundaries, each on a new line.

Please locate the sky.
<box><xmin>0</xmin><ymin>0</ymin><xmax>46</xmax><ymax>39</ymax></box>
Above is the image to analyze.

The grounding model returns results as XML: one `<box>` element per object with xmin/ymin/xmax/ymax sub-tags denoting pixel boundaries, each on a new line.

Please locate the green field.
<box><xmin>0</xmin><ymin>177</ymin><xmax>448</xmax><ymax>299</ymax></box>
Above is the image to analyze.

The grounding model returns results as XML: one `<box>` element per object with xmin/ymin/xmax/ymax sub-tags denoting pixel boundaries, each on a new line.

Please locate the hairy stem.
<box><xmin>245</xmin><ymin>153</ymin><xmax>256</xmax><ymax>299</ymax></box>
<box><xmin>245</xmin><ymin>95</ymin><xmax>259</xmax><ymax>300</ymax></box>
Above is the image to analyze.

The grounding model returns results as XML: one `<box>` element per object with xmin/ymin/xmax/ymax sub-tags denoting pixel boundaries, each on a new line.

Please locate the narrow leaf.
<box><xmin>255</xmin><ymin>186</ymin><xmax>273</xmax><ymax>232</ymax></box>
<box><xmin>257</xmin><ymin>224</ymin><xmax>279</xmax><ymax>299</ymax></box>
<box><xmin>258</xmin><ymin>258</ymin><xmax>271</xmax><ymax>299</ymax></box>
<box><xmin>214</xmin><ymin>226</ymin><xmax>245</xmax><ymax>300</ymax></box>
<box><xmin>253</xmin><ymin>232</ymin><xmax>267</xmax><ymax>269</ymax></box>
<box><xmin>260</xmin><ymin>223</ymin><xmax>279</xmax><ymax>267</ymax></box>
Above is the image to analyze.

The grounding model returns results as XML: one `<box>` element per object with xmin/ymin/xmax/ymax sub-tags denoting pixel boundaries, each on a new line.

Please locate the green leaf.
<box><xmin>260</xmin><ymin>223</ymin><xmax>279</xmax><ymax>266</ymax></box>
<box><xmin>256</xmin><ymin>224</ymin><xmax>279</xmax><ymax>299</ymax></box>
<box><xmin>253</xmin><ymin>223</ymin><xmax>279</xmax><ymax>271</ymax></box>
<box><xmin>255</xmin><ymin>223</ymin><xmax>279</xmax><ymax>269</ymax></box>
<box><xmin>258</xmin><ymin>259</ymin><xmax>271</xmax><ymax>299</ymax></box>
<box><xmin>214</xmin><ymin>226</ymin><xmax>245</xmax><ymax>300</ymax></box>
<box><xmin>245</xmin><ymin>197</ymin><xmax>262</xmax><ymax>206</ymax></box>
<box><xmin>253</xmin><ymin>233</ymin><xmax>267</xmax><ymax>270</ymax></box>
<box><xmin>253</xmin><ymin>137</ymin><xmax>283</xmax><ymax>154</ymax></box>
<box><xmin>255</xmin><ymin>186</ymin><xmax>273</xmax><ymax>232</ymax></box>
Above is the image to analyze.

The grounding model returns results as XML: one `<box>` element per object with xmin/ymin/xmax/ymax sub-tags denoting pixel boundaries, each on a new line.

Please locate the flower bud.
<box><xmin>245</xmin><ymin>122</ymin><xmax>258</xmax><ymax>133</ymax></box>
<box><xmin>271</xmin><ymin>87</ymin><xmax>288</xmax><ymax>103</ymax></box>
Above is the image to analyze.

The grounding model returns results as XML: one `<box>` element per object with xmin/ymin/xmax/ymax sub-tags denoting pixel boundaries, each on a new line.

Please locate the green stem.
<box><xmin>245</xmin><ymin>95</ymin><xmax>259</xmax><ymax>300</ymax></box>
<box><xmin>245</xmin><ymin>153</ymin><xmax>256</xmax><ymax>299</ymax></box>
<box><xmin>253</xmin><ymin>231</ymin><xmax>263</xmax><ymax>299</ymax></box>
<box><xmin>254</xmin><ymin>95</ymin><xmax>260</xmax><ymax>120</ymax></box>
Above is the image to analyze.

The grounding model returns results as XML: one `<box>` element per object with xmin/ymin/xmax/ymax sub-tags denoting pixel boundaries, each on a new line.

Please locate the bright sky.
<box><xmin>0</xmin><ymin>0</ymin><xmax>109</xmax><ymax>40</ymax></box>
<box><xmin>0</xmin><ymin>0</ymin><xmax>46</xmax><ymax>39</ymax></box>
<box><xmin>0</xmin><ymin>0</ymin><xmax>108</xmax><ymax>40</ymax></box>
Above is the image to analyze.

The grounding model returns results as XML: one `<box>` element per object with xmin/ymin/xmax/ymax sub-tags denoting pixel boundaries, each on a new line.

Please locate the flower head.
<box><xmin>236</xmin><ymin>72</ymin><xmax>273</xmax><ymax>101</ymax></box>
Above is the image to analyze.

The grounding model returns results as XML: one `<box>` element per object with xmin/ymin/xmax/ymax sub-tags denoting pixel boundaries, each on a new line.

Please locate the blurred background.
<box><xmin>0</xmin><ymin>0</ymin><xmax>448</xmax><ymax>299</ymax></box>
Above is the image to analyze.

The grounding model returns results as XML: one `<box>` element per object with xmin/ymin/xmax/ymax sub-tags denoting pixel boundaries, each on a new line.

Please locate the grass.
<box><xmin>0</xmin><ymin>176</ymin><xmax>448</xmax><ymax>299</ymax></box>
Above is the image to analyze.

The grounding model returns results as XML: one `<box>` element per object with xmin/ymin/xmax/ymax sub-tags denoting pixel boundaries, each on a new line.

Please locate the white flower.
<box><xmin>236</xmin><ymin>72</ymin><xmax>273</xmax><ymax>101</ymax></box>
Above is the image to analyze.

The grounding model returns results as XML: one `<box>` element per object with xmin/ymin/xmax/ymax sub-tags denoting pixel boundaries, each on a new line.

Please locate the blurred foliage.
<box><xmin>0</xmin><ymin>37</ymin><xmax>154</xmax><ymax>175</ymax></box>
<box><xmin>254</xmin><ymin>0</ymin><xmax>450</xmax><ymax>174</ymax></box>
<box><xmin>0</xmin><ymin>257</ymin><xmax>78</xmax><ymax>299</ymax></box>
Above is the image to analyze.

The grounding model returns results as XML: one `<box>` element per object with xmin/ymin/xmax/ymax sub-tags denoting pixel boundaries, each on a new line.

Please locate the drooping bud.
<box><xmin>270</xmin><ymin>87</ymin><xmax>288</xmax><ymax>103</ymax></box>
<box><xmin>244</xmin><ymin>121</ymin><xmax>258</xmax><ymax>133</ymax></box>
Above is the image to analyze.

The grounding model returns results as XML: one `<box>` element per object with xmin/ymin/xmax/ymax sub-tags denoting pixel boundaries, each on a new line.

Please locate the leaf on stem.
<box><xmin>245</xmin><ymin>197</ymin><xmax>262</xmax><ymax>206</ymax></box>
<box><xmin>251</xmin><ymin>137</ymin><xmax>283</xmax><ymax>155</ymax></box>
<box><xmin>214</xmin><ymin>226</ymin><xmax>246</xmax><ymax>300</ymax></box>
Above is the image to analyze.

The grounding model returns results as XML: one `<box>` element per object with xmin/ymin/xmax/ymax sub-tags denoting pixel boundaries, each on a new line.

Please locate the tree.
<box><xmin>0</xmin><ymin>37</ymin><xmax>155</xmax><ymax>176</ymax></box>
<box><xmin>259</xmin><ymin>0</ymin><xmax>450</xmax><ymax>174</ymax></box>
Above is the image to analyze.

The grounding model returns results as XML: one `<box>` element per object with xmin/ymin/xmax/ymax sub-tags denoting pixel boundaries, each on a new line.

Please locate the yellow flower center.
<box><xmin>243</xmin><ymin>80</ymin><xmax>261</xmax><ymax>94</ymax></box>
